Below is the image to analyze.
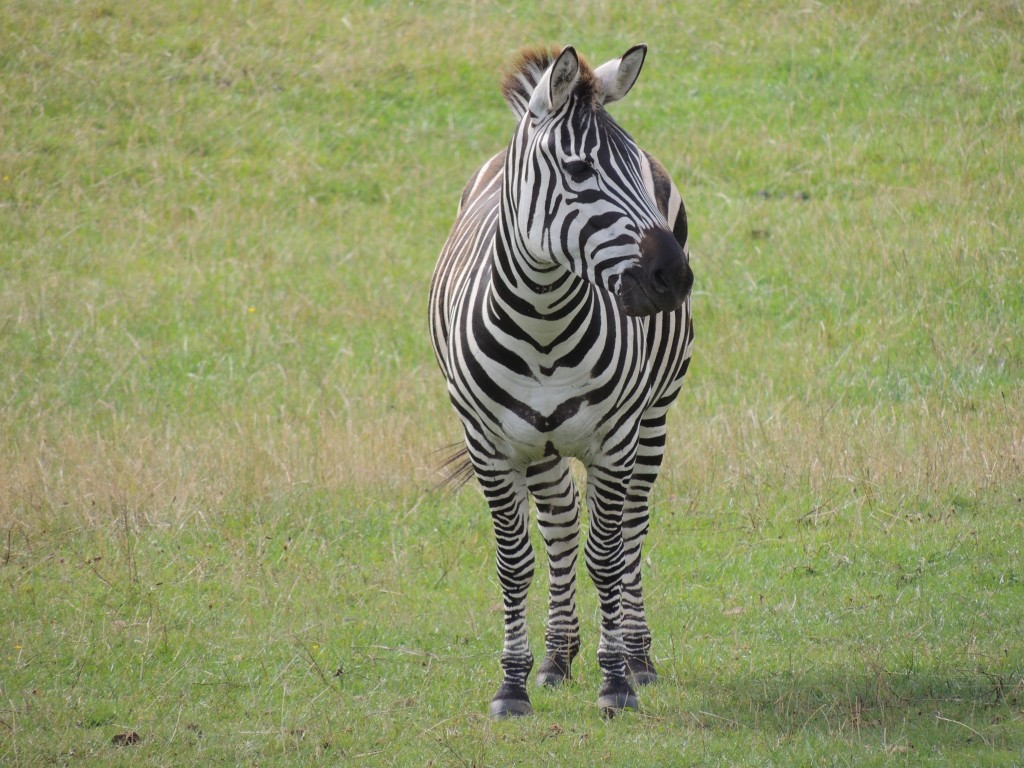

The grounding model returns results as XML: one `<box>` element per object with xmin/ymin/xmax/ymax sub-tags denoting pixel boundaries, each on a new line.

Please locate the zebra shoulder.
<box><xmin>458</xmin><ymin>150</ymin><xmax>508</xmax><ymax>213</ymax></box>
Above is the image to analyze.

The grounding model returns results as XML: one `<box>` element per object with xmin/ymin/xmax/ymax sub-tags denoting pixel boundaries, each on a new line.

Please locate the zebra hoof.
<box><xmin>535</xmin><ymin>653</ymin><xmax>574</xmax><ymax>687</ymax></box>
<box><xmin>489</xmin><ymin>683</ymin><xmax>533</xmax><ymax>719</ymax></box>
<box><xmin>597</xmin><ymin>678</ymin><xmax>639</xmax><ymax>718</ymax></box>
<box><xmin>625</xmin><ymin>654</ymin><xmax>658</xmax><ymax>687</ymax></box>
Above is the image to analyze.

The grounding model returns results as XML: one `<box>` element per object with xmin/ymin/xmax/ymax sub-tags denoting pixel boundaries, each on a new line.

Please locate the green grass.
<box><xmin>2</xmin><ymin>0</ymin><xmax>1023</xmax><ymax>764</ymax></box>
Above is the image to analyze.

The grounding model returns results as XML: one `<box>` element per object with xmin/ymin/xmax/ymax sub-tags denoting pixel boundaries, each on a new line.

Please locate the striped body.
<box><xmin>429</xmin><ymin>45</ymin><xmax>694</xmax><ymax>716</ymax></box>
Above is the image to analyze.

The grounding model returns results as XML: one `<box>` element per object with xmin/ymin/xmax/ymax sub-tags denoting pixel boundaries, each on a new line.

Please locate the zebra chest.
<box><xmin>469</xmin><ymin>354</ymin><xmax>649</xmax><ymax>463</ymax></box>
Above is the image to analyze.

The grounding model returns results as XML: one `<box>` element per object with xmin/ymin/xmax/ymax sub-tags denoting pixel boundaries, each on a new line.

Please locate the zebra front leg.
<box><xmin>584</xmin><ymin>463</ymin><xmax>638</xmax><ymax>715</ymax></box>
<box><xmin>478</xmin><ymin>465</ymin><xmax>536</xmax><ymax>718</ymax></box>
<box><xmin>621</xmin><ymin>417</ymin><xmax>668</xmax><ymax>686</ymax></box>
<box><xmin>528</xmin><ymin>457</ymin><xmax>581</xmax><ymax>687</ymax></box>
<box><xmin>621</xmin><ymin>500</ymin><xmax>656</xmax><ymax>686</ymax></box>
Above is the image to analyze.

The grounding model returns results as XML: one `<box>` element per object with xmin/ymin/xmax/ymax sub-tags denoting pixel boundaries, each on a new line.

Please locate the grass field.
<box><xmin>2</xmin><ymin>0</ymin><xmax>1023</xmax><ymax>765</ymax></box>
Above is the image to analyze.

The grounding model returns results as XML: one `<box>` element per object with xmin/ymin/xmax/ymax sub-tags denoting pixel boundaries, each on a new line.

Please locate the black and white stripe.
<box><xmin>429</xmin><ymin>44</ymin><xmax>694</xmax><ymax>718</ymax></box>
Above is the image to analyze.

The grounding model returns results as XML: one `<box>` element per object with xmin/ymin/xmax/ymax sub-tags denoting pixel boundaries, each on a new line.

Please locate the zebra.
<box><xmin>429</xmin><ymin>44</ymin><xmax>694</xmax><ymax>718</ymax></box>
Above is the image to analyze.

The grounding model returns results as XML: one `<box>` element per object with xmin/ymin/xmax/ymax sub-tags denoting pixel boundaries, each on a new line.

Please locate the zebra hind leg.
<box><xmin>528</xmin><ymin>457</ymin><xmax>581</xmax><ymax>687</ymax></box>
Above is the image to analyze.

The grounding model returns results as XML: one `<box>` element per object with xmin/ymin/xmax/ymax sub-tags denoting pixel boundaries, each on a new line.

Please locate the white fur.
<box><xmin>594</xmin><ymin>44</ymin><xmax>647</xmax><ymax>105</ymax></box>
<box><xmin>528</xmin><ymin>46</ymin><xmax>580</xmax><ymax>118</ymax></box>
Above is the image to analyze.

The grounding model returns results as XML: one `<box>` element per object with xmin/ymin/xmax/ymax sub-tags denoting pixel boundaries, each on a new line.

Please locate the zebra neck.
<box><xmin>488</xmin><ymin>234</ymin><xmax>595</xmax><ymax>348</ymax></box>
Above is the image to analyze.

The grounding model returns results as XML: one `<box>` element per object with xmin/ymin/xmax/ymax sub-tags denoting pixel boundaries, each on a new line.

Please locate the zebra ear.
<box><xmin>595</xmin><ymin>44</ymin><xmax>647</xmax><ymax>105</ymax></box>
<box><xmin>528</xmin><ymin>46</ymin><xmax>580</xmax><ymax>119</ymax></box>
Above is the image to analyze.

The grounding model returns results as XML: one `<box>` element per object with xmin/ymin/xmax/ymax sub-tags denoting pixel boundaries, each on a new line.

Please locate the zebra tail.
<box><xmin>432</xmin><ymin>442</ymin><xmax>475</xmax><ymax>493</ymax></box>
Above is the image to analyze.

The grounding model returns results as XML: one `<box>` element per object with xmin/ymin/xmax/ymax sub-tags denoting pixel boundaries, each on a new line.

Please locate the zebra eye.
<box><xmin>564</xmin><ymin>159</ymin><xmax>595</xmax><ymax>181</ymax></box>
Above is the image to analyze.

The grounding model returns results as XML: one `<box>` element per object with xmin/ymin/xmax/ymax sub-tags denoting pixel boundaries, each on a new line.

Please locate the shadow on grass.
<box><xmin>674</xmin><ymin>664</ymin><xmax>1024</xmax><ymax>751</ymax></box>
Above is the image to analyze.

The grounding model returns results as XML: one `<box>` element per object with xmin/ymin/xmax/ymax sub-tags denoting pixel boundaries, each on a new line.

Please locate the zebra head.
<box><xmin>501</xmin><ymin>45</ymin><xmax>693</xmax><ymax>317</ymax></box>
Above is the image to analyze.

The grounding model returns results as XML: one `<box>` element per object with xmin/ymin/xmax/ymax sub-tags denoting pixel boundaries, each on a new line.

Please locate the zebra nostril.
<box><xmin>651</xmin><ymin>267</ymin><xmax>670</xmax><ymax>294</ymax></box>
<box><xmin>639</xmin><ymin>227</ymin><xmax>689</xmax><ymax>301</ymax></box>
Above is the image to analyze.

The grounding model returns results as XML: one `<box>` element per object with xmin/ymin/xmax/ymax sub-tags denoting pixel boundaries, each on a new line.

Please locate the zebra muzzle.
<box><xmin>617</xmin><ymin>228</ymin><xmax>693</xmax><ymax>316</ymax></box>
